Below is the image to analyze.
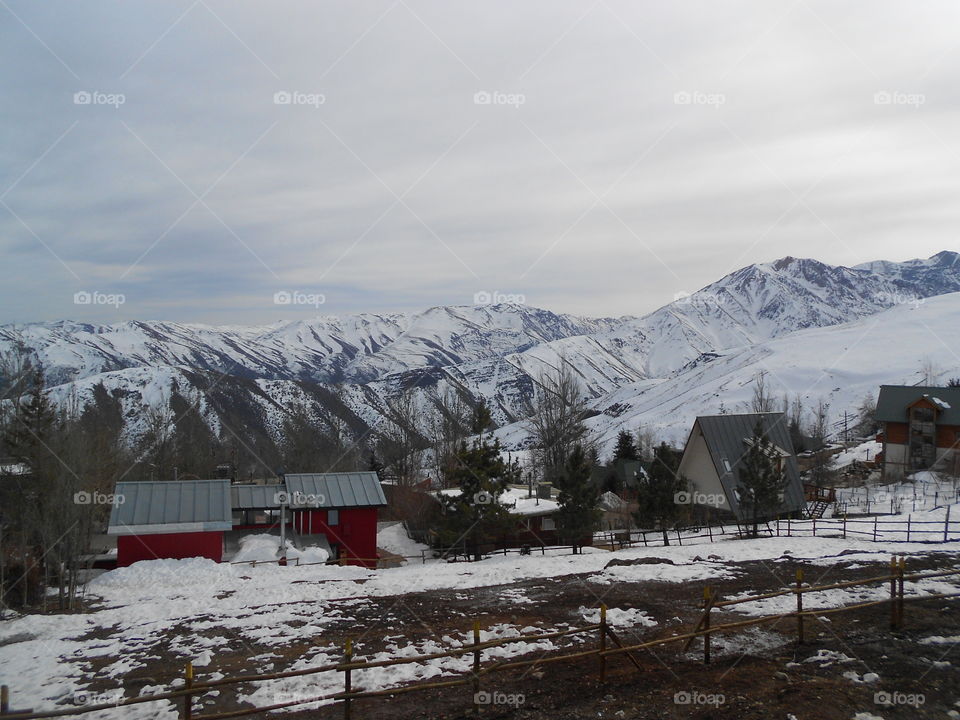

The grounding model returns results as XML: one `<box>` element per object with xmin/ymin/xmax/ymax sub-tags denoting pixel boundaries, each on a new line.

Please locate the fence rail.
<box><xmin>3</xmin><ymin>559</ymin><xmax>958</xmax><ymax>720</ymax></box>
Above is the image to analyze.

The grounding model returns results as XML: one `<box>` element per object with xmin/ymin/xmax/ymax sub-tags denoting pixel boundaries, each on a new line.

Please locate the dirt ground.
<box><xmin>82</xmin><ymin>549</ymin><xmax>960</xmax><ymax>720</ymax></box>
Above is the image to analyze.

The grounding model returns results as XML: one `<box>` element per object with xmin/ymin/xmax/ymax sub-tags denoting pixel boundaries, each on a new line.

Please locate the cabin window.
<box><xmin>722</xmin><ymin>459</ymin><xmax>732</xmax><ymax>473</ymax></box>
<box><xmin>542</xmin><ymin>517</ymin><xmax>556</xmax><ymax>531</ymax></box>
<box><xmin>327</xmin><ymin>510</ymin><xmax>340</xmax><ymax>526</ymax></box>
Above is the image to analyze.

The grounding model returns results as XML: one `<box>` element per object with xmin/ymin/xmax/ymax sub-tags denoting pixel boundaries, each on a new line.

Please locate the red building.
<box><xmin>876</xmin><ymin>385</ymin><xmax>960</xmax><ymax>479</ymax></box>
<box><xmin>108</xmin><ymin>479</ymin><xmax>233</xmax><ymax>567</ymax></box>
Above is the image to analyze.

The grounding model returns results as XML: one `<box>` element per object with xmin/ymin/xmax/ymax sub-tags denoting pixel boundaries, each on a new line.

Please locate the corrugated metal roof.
<box><xmin>231</xmin><ymin>484</ymin><xmax>285</xmax><ymax>509</ymax></box>
<box><xmin>694</xmin><ymin>412</ymin><xmax>805</xmax><ymax>521</ymax></box>
<box><xmin>876</xmin><ymin>385</ymin><xmax>960</xmax><ymax>425</ymax></box>
<box><xmin>283</xmin><ymin>472</ymin><xmax>387</xmax><ymax>508</ymax></box>
<box><xmin>108</xmin><ymin>479</ymin><xmax>233</xmax><ymax>535</ymax></box>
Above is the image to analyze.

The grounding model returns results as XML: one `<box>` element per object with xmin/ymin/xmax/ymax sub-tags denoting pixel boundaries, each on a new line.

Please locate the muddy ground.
<box><xmin>81</xmin><ymin>549</ymin><xmax>959</xmax><ymax>719</ymax></box>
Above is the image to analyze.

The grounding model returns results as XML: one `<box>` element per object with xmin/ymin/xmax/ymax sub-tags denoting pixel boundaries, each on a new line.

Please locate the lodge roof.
<box><xmin>876</xmin><ymin>385</ymin><xmax>960</xmax><ymax>426</ymax></box>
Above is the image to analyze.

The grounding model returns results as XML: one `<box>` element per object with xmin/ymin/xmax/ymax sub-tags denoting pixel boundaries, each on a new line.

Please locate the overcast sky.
<box><xmin>2</xmin><ymin>1</ymin><xmax>958</xmax><ymax>325</ymax></box>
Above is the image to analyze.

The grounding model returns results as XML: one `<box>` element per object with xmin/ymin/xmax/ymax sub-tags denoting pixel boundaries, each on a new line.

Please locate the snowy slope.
<box><xmin>2</xmin><ymin>251</ymin><xmax>957</xmax><ymax>451</ymax></box>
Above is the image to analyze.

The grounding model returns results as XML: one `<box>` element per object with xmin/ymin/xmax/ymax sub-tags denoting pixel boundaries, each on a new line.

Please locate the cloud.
<box><xmin>2</xmin><ymin>0</ymin><xmax>959</xmax><ymax>324</ymax></box>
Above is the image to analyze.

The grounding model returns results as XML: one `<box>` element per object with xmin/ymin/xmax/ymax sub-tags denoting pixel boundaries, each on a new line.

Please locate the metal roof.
<box><xmin>231</xmin><ymin>483</ymin><xmax>285</xmax><ymax>509</ymax></box>
<box><xmin>876</xmin><ymin>385</ymin><xmax>960</xmax><ymax>426</ymax></box>
<box><xmin>283</xmin><ymin>472</ymin><xmax>387</xmax><ymax>509</ymax></box>
<box><xmin>692</xmin><ymin>412</ymin><xmax>805</xmax><ymax>521</ymax></box>
<box><xmin>108</xmin><ymin>479</ymin><xmax>233</xmax><ymax>536</ymax></box>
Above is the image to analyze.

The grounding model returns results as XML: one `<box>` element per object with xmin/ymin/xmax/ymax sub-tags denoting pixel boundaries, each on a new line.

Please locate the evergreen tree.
<box><xmin>470</xmin><ymin>399</ymin><xmax>493</xmax><ymax>436</ymax></box>
<box><xmin>633</xmin><ymin>442</ymin><xmax>687</xmax><ymax>545</ymax></box>
<box><xmin>612</xmin><ymin>430</ymin><xmax>638</xmax><ymax>461</ymax></box>
<box><xmin>556</xmin><ymin>445</ymin><xmax>601</xmax><ymax>553</ymax></box>
<box><xmin>367</xmin><ymin>451</ymin><xmax>385</xmax><ymax>477</ymax></box>
<box><xmin>439</xmin><ymin>437</ymin><xmax>520</xmax><ymax>560</ymax></box>
<box><xmin>737</xmin><ymin>421</ymin><xmax>789</xmax><ymax>537</ymax></box>
<box><xmin>3</xmin><ymin>364</ymin><xmax>56</xmax><ymax>472</ymax></box>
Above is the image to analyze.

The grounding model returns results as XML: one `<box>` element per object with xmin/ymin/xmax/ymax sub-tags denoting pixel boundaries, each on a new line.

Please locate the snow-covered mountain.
<box><xmin>2</xmin><ymin>251</ymin><xmax>958</xmax><ymax>453</ymax></box>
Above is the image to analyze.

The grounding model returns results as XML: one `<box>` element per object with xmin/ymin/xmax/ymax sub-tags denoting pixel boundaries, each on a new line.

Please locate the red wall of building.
<box><xmin>117</xmin><ymin>532</ymin><xmax>224</xmax><ymax>567</ymax></box>
<box><xmin>292</xmin><ymin>508</ymin><xmax>380</xmax><ymax>568</ymax></box>
<box><xmin>885</xmin><ymin>421</ymin><xmax>959</xmax><ymax>448</ymax></box>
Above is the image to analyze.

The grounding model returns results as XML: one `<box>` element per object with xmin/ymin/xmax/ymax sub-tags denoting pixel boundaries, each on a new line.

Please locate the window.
<box><xmin>722</xmin><ymin>458</ymin><xmax>732</xmax><ymax>473</ymax></box>
<box><xmin>542</xmin><ymin>517</ymin><xmax>556</xmax><ymax>531</ymax></box>
<box><xmin>327</xmin><ymin>510</ymin><xmax>339</xmax><ymax>526</ymax></box>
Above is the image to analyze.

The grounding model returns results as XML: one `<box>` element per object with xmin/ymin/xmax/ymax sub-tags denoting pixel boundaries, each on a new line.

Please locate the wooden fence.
<box><xmin>3</xmin><ymin>558</ymin><xmax>958</xmax><ymax>720</ymax></box>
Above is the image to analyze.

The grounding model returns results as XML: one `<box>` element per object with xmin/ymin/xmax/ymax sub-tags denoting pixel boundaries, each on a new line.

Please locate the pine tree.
<box><xmin>612</xmin><ymin>430</ymin><xmax>638</xmax><ymax>461</ymax></box>
<box><xmin>633</xmin><ymin>442</ymin><xmax>687</xmax><ymax>545</ymax></box>
<box><xmin>470</xmin><ymin>400</ymin><xmax>493</xmax><ymax>436</ymax></box>
<box><xmin>439</xmin><ymin>437</ymin><xmax>520</xmax><ymax>560</ymax></box>
<box><xmin>737</xmin><ymin>421</ymin><xmax>789</xmax><ymax>537</ymax></box>
<box><xmin>556</xmin><ymin>445</ymin><xmax>601</xmax><ymax>553</ymax></box>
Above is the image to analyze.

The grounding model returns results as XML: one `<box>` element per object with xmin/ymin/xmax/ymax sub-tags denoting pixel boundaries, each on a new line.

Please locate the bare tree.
<box><xmin>376</xmin><ymin>388</ymin><xmax>428</xmax><ymax>487</ymax></box>
<box><xmin>524</xmin><ymin>361</ymin><xmax>591</xmax><ymax>485</ymax></box>
<box><xmin>750</xmin><ymin>370</ymin><xmax>776</xmax><ymax>413</ymax></box>
<box><xmin>427</xmin><ymin>387</ymin><xmax>470</xmax><ymax>487</ymax></box>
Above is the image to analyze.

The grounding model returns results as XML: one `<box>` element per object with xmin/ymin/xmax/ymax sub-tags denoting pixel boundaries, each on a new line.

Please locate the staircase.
<box><xmin>805</xmin><ymin>499</ymin><xmax>832</xmax><ymax>519</ymax></box>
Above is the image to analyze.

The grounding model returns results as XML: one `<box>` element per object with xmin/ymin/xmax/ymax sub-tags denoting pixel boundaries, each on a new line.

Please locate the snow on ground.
<box><xmin>835</xmin><ymin>471</ymin><xmax>960</xmax><ymax>516</ymax></box>
<box><xmin>831</xmin><ymin>441</ymin><xmax>882</xmax><ymax>469</ymax></box>
<box><xmin>579</xmin><ymin>606</ymin><xmax>657</xmax><ymax>628</ymax></box>
<box><xmin>376</xmin><ymin>523</ymin><xmax>431</xmax><ymax>560</ymax></box>
<box><xmin>2</xmin><ymin>533</ymin><xmax>959</xmax><ymax>716</ymax></box>
<box><xmin>228</xmin><ymin>534</ymin><xmax>330</xmax><ymax>565</ymax></box>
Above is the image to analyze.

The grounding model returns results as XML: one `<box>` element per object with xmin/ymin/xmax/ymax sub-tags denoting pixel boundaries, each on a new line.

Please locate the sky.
<box><xmin>1</xmin><ymin>0</ymin><xmax>959</xmax><ymax>326</ymax></box>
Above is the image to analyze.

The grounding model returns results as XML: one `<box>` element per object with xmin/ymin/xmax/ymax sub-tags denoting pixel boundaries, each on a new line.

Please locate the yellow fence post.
<box><xmin>703</xmin><ymin>586</ymin><xmax>712</xmax><ymax>664</ymax></box>
<box><xmin>599</xmin><ymin>604</ymin><xmax>607</xmax><ymax>682</ymax></box>
<box><xmin>183</xmin><ymin>661</ymin><xmax>193</xmax><ymax>720</ymax></box>
<box><xmin>343</xmin><ymin>638</ymin><xmax>353</xmax><ymax>720</ymax></box>
<box><xmin>889</xmin><ymin>556</ymin><xmax>897</xmax><ymax>630</ymax></box>
<box><xmin>795</xmin><ymin>569</ymin><xmax>804</xmax><ymax>644</ymax></box>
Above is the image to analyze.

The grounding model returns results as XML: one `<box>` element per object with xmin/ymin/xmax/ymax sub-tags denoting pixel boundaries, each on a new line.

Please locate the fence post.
<box><xmin>945</xmin><ymin>505</ymin><xmax>951</xmax><ymax>542</ymax></box>
<box><xmin>889</xmin><ymin>556</ymin><xmax>897</xmax><ymax>630</ymax></box>
<box><xmin>703</xmin><ymin>586</ymin><xmax>712</xmax><ymax>665</ymax></box>
<box><xmin>708</xmin><ymin>523</ymin><xmax>713</xmax><ymax>543</ymax></box>
<box><xmin>897</xmin><ymin>557</ymin><xmax>905</xmax><ymax>629</ymax></box>
<box><xmin>907</xmin><ymin>515</ymin><xmax>912</xmax><ymax>542</ymax></box>
<box><xmin>795</xmin><ymin>569</ymin><xmax>804</xmax><ymax>644</ymax></box>
<box><xmin>873</xmin><ymin>516</ymin><xmax>878</xmax><ymax>542</ymax></box>
<box><xmin>1</xmin><ymin>685</ymin><xmax>8</xmax><ymax>714</ymax></box>
<box><xmin>183</xmin><ymin>661</ymin><xmax>193</xmax><ymax>720</ymax></box>
<box><xmin>787</xmin><ymin>517</ymin><xmax>790</xmax><ymax>537</ymax></box>
<box><xmin>842</xmin><ymin>514</ymin><xmax>847</xmax><ymax>539</ymax></box>
<box><xmin>472</xmin><ymin>619</ymin><xmax>481</xmax><ymax>711</ymax></box>
<box><xmin>776</xmin><ymin>516</ymin><xmax>780</xmax><ymax>537</ymax></box>
<box><xmin>599</xmin><ymin>604</ymin><xmax>607</xmax><ymax>683</ymax></box>
<box><xmin>343</xmin><ymin>638</ymin><xmax>352</xmax><ymax>720</ymax></box>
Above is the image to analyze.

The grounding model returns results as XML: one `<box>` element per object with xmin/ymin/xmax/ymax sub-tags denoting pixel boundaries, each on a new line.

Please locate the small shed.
<box><xmin>108</xmin><ymin>479</ymin><xmax>233</xmax><ymax>566</ymax></box>
<box><xmin>283</xmin><ymin>472</ymin><xmax>388</xmax><ymax>567</ymax></box>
